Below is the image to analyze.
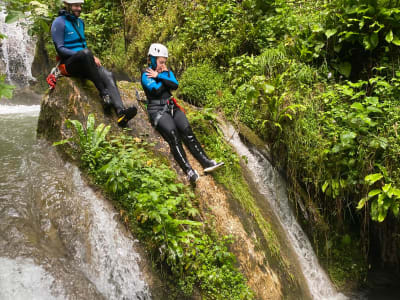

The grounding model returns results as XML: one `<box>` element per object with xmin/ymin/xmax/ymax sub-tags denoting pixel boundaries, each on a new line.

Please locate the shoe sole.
<box><xmin>118</xmin><ymin>107</ymin><xmax>138</xmax><ymax>127</ymax></box>
<box><xmin>204</xmin><ymin>162</ymin><xmax>224</xmax><ymax>173</ymax></box>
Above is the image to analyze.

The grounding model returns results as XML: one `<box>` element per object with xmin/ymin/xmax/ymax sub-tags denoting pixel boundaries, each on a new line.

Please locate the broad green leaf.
<box><xmin>386</xmin><ymin>30</ymin><xmax>394</xmax><ymax>43</ymax></box>
<box><xmin>370</xmin><ymin>32</ymin><xmax>379</xmax><ymax>50</ymax></box>
<box><xmin>365</xmin><ymin>173</ymin><xmax>383</xmax><ymax>185</ymax></box>
<box><xmin>392</xmin><ymin>35</ymin><xmax>400</xmax><ymax>46</ymax></box>
<box><xmin>338</xmin><ymin>61</ymin><xmax>352</xmax><ymax>78</ymax></box>
<box><xmin>263</xmin><ymin>83</ymin><xmax>275</xmax><ymax>94</ymax></box>
<box><xmin>340</xmin><ymin>131</ymin><xmax>357</xmax><ymax>143</ymax></box>
<box><xmin>392</xmin><ymin>188</ymin><xmax>400</xmax><ymax>198</ymax></box>
<box><xmin>368</xmin><ymin>189</ymin><xmax>381</xmax><ymax>198</ymax></box>
<box><xmin>357</xmin><ymin>197</ymin><xmax>367</xmax><ymax>209</ymax></box>
<box><xmin>366</xmin><ymin>106</ymin><xmax>383</xmax><ymax>114</ymax></box>
<box><xmin>382</xmin><ymin>183</ymin><xmax>392</xmax><ymax>194</ymax></box>
<box><xmin>392</xmin><ymin>203</ymin><xmax>399</xmax><ymax>217</ymax></box>
<box><xmin>325</xmin><ymin>28</ymin><xmax>337</xmax><ymax>39</ymax></box>
<box><xmin>351</xmin><ymin>102</ymin><xmax>364</xmax><ymax>110</ymax></box>
<box><xmin>322</xmin><ymin>181</ymin><xmax>329</xmax><ymax>193</ymax></box>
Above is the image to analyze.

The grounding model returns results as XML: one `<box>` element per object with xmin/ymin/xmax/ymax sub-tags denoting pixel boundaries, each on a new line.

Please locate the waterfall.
<box><xmin>0</xmin><ymin>7</ymin><xmax>36</xmax><ymax>86</ymax></box>
<box><xmin>0</xmin><ymin>11</ymin><xmax>152</xmax><ymax>299</ymax></box>
<box><xmin>221</xmin><ymin>124</ymin><xmax>347</xmax><ymax>300</ymax></box>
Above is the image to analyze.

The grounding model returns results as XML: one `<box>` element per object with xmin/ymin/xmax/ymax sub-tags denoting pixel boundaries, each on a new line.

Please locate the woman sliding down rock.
<box><xmin>141</xmin><ymin>43</ymin><xmax>224</xmax><ymax>184</ymax></box>
<box><xmin>50</xmin><ymin>0</ymin><xmax>137</xmax><ymax>128</ymax></box>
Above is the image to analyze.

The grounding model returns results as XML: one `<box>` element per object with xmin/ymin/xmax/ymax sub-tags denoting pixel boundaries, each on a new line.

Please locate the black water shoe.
<box><xmin>187</xmin><ymin>169</ymin><xmax>199</xmax><ymax>184</ymax></box>
<box><xmin>117</xmin><ymin>106</ymin><xmax>137</xmax><ymax>128</ymax></box>
<box><xmin>204</xmin><ymin>160</ymin><xmax>224</xmax><ymax>173</ymax></box>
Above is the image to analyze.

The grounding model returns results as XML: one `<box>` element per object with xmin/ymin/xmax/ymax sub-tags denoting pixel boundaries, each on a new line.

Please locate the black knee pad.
<box><xmin>182</xmin><ymin>126</ymin><xmax>195</xmax><ymax>141</ymax></box>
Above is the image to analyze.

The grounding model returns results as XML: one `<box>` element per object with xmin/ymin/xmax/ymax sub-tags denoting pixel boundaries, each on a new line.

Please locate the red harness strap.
<box><xmin>171</xmin><ymin>97</ymin><xmax>185</xmax><ymax>113</ymax></box>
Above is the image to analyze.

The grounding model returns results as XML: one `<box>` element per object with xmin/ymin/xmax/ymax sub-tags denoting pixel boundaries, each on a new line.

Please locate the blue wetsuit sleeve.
<box><xmin>141</xmin><ymin>72</ymin><xmax>164</xmax><ymax>96</ymax></box>
<box><xmin>158</xmin><ymin>70</ymin><xmax>178</xmax><ymax>90</ymax></box>
<box><xmin>51</xmin><ymin>17</ymin><xmax>77</xmax><ymax>58</ymax></box>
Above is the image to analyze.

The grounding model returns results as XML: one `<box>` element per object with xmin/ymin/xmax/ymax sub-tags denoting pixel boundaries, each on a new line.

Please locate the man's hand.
<box><xmin>146</xmin><ymin>68</ymin><xmax>158</xmax><ymax>79</ymax></box>
<box><xmin>94</xmin><ymin>56</ymin><xmax>101</xmax><ymax>67</ymax></box>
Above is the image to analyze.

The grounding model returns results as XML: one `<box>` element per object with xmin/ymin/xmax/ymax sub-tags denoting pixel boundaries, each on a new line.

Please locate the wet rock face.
<box><xmin>38</xmin><ymin>77</ymin><xmax>289</xmax><ymax>300</ymax></box>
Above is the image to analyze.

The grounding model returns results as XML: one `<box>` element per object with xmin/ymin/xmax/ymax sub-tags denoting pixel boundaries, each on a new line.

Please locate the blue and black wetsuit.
<box><xmin>141</xmin><ymin>68</ymin><xmax>215</xmax><ymax>174</ymax></box>
<box><xmin>51</xmin><ymin>10</ymin><xmax>124</xmax><ymax>114</ymax></box>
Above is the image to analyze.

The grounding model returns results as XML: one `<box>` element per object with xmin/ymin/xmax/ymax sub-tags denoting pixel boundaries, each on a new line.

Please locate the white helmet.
<box><xmin>63</xmin><ymin>0</ymin><xmax>84</xmax><ymax>4</ymax></box>
<box><xmin>148</xmin><ymin>43</ymin><xmax>168</xmax><ymax>58</ymax></box>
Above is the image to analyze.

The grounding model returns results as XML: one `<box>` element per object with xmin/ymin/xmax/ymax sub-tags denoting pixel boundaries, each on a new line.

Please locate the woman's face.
<box><xmin>156</xmin><ymin>57</ymin><xmax>167</xmax><ymax>72</ymax></box>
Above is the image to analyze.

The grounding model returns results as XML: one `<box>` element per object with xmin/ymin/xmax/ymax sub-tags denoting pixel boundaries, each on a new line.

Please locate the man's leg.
<box><xmin>64</xmin><ymin>48</ymin><xmax>108</xmax><ymax>97</ymax></box>
<box><xmin>97</xmin><ymin>67</ymin><xmax>124</xmax><ymax>113</ymax></box>
<box><xmin>97</xmin><ymin>67</ymin><xmax>137</xmax><ymax>127</ymax></box>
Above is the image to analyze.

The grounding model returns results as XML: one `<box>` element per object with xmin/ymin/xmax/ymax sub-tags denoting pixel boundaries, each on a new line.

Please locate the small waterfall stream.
<box><xmin>0</xmin><ymin>7</ymin><xmax>36</xmax><ymax>86</ymax></box>
<box><xmin>221</xmin><ymin>124</ymin><xmax>347</xmax><ymax>300</ymax></box>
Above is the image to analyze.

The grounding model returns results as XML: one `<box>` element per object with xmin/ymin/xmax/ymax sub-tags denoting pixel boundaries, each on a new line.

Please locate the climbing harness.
<box><xmin>46</xmin><ymin>56</ymin><xmax>71</xmax><ymax>90</ymax></box>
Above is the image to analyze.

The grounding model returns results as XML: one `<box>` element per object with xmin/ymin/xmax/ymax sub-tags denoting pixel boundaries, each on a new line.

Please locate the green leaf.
<box><xmin>322</xmin><ymin>181</ymin><xmax>329</xmax><ymax>193</ymax></box>
<box><xmin>392</xmin><ymin>203</ymin><xmax>399</xmax><ymax>217</ymax></box>
<box><xmin>382</xmin><ymin>183</ymin><xmax>392</xmax><ymax>194</ymax></box>
<box><xmin>5</xmin><ymin>11</ymin><xmax>23</xmax><ymax>24</ymax></box>
<box><xmin>53</xmin><ymin>138</ymin><xmax>72</xmax><ymax>146</ymax></box>
<box><xmin>365</xmin><ymin>173</ymin><xmax>383</xmax><ymax>185</ymax></box>
<box><xmin>325</xmin><ymin>28</ymin><xmax>337</xmax><ymax>39</ymax></box>
<box><xmin>392</xmin><ymin>35</ymin><xmax>400</xmax><ymax>46</ymax></box>
<box><xmin>338</xmin><ymin>61</ymin><xmax>352</xmax><ymax>78</ymax></box>
<box><xmin>370</xmin><ymin>32</ymin><xmax>379</xmax><ymax>49</ymax></box>
<box><xmin>351</xmin><ymin>102</ymin><xmax>364</xmax><ymax>110</ymax></box>
<box><xmin>263</xmin><ymin>83</ymin><xmax>275</xmax><ymax>94</ymax></box>
<box><xmin>386</xmin><ymin>30</ymin><xmax>394</xmax><ymax>43</ymax></box>
<box><xmin>340</xmin><ymin>131</ymin><xmax>357</xmax><ymax>143</ymax></box>
<box><xmin>357</xmin><ymin>197</ymin><xmax>367</xmax><ymax>209</ymax></box>
<box><xmin>368</xmin><ymin>189</ymin><xmax>381</xmax><ymax>198</ymax></box>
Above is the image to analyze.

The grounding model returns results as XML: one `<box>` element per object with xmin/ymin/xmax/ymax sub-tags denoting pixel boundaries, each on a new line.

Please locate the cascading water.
<box><xmin>221</xmin><ymin>124</ymin><xmax>347</xmax><ymax>300</ymax></box>
<box><xmin>0</xmin><ymin>7</ymin><xmax>36</xmax><ymax>86</ymax></box>
<box><xmin>0</xmin><ymin>105</ymin><xmax>152</xmax><ymax>300</ymax></box>
<box><xmin>0</xmin><ymin>13</ymin><xmax>152</xmax><ymax>299</ymax></box>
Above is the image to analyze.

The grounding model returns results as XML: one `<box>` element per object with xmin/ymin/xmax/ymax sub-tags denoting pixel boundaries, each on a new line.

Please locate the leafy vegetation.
<box><xmin>55</xmin><ymin>114</ymin><xmax>253</xmax><ymax>299</ymax></box>
<box><xmin>14</xmin><ymin>0</ymin><xmax>400</xmax><ymax>290</ymax></box>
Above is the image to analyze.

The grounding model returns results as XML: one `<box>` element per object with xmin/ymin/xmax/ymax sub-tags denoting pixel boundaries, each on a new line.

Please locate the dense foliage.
<box><xmin>9</xmin><ymin>0</ymin><xmax>400</xmax><ymax>290</ymax></box>
<box><xmin>55</xmin><ymin>114</ymin><xmax>253</xmax><ymax>299</ymax></box>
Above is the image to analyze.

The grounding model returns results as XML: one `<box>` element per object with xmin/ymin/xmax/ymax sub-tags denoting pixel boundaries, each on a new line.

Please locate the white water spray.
<box><xmin>69</xmin><ymin>166</ymin><xmax>152</xmax><ymax>300</ymax></box>
<box><xmin>222</xmin><ymin>124</ymin><xmax>347</xmax><ymax>300</ymax></box>
<box><xmin>0</xmin><ymin>104</ymin><xmax>40</xmax><ymax>115</ymax></box>
<box><xmin>0</xmin><ymin>8</ymin><xmax>36</xmax><ymax>86</ymax></box>
<box><xmin>0</xmin><ymin>257</ymin><xmax>67</xmax><ymax>300</ymax></box>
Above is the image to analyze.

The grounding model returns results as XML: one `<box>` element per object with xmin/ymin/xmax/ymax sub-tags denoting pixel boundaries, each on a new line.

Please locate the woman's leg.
<box><xmin>156</xmin><ymin>112</ymin><xmax>193</xmax><ymax>175</ymax></box>
<box><xmin>174</xmin><ymin>109</ymin><xmax>219</xmax><ymax>169</ymax></box>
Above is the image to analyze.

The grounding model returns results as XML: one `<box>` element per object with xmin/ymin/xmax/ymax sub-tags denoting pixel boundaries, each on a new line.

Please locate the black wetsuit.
<box><xmin>51</xmin><ymin>10</ymin><xmax>124</xmax><ymax>113</ymax></box>
<box><xmin>141</xmin><ymin>68</ymin><xmax>214</xmax><ymax>174</ymax></box>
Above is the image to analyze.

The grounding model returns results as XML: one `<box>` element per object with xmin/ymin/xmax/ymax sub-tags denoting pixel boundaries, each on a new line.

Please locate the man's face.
<box><xmin>70</xmin><ymin>4</ymin><xmax>82</xmax><ymax>17</ymax></box>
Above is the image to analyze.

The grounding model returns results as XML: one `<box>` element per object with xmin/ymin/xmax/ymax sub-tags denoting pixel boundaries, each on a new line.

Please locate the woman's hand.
<box><xmin>146</xmin><ymin>68</ymin><xmax>158</xmax><ymax>78</ymax></box>
<box><xmin>156</xmin><ymin>64</ymin><xmax>168</xmax><ymax>73</ymax></box>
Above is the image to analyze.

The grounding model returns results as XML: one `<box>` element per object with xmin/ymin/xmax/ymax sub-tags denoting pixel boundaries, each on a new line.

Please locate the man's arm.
<box><xmin>51</xmin><ymin>17</ymin><xmax>77</xmax><ymax>58</ymax></box>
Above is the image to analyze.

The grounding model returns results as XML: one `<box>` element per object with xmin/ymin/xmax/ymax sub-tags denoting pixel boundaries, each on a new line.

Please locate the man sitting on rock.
<box><xmin>50</xmin><ymin>0</ymin><xmax>136</xmax><ymax>127</ymax></box>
